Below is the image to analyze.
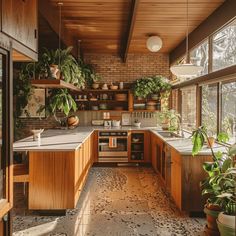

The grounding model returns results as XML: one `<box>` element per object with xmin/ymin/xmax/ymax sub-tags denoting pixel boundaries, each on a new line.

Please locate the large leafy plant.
<box><xmin>27</xmin><ymin>47</ymin><xmax>85</xmax><ymax>89</ymax></box>
<box><xmin>133</xmin><ymin>75</ymin><xmax>171</xmax><ymax>99</ymax></box>
<box><xmin>45</xmin><ymin>89</ymin><xmax>77</xmax><ymax>119</ymax></box>
<box><xmin>191</xmin><ymin>126</ymin><xmax>236</xmax><ymax>212</ymax></box>
<box><xmin>133</xmin><ymin>77</ymin><xmax>154</xmax><ymax>98</ymax></box>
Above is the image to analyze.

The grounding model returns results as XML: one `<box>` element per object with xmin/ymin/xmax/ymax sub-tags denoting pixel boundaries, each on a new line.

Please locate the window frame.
<box><xmin>171</xmin><ymin>17</ymin><xmax>236</xmax><ymax>84</ymax></box>
<box><xmin>199</xmin><ymin>77</ymin><xmax>236</xmax><ymax>143</ymax></box>
<box><xmin>211</xmin><ymin>18</ymin><xmax>236</xmax><ymax>72</ymax></box>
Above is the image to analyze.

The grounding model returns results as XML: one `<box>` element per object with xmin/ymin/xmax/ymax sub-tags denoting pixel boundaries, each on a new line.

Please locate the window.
<box><xmin>201</xmin><ymin>84</ymin><xmax>218</xmax><ymax>136</ymax></box>
<box><xmin>190</xmin><ymin>40</ymin><xmax>209</xmax><ymax>76</ymax></box>
<box><xmin>181</xmin><ymin>86</ymin><xmax>196</xmax><ymax>131</ymax></box>
<box><xmin>171</xmin><ymin>89</ymin><xmax>179</xmax><ymax>113</ymax></box>
<box><xmin>213</xmin><ymin>19</ymin><xmax>236</xmax><ymax>71</ymax></box>
<box><xmin>221</xmin><ymin>81</ymin><xmax>236</xmax><ymax>143</ymax></box>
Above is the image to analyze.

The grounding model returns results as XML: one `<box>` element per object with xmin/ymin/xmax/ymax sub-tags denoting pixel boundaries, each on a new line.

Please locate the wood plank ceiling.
<box><xmin>42</xmin><ymin>0</ymin><xmax>225</xmax><ymax>56</ymax></box>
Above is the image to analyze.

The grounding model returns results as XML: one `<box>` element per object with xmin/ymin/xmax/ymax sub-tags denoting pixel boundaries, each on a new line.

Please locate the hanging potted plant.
<box><xmin>28</xmin><ymin>47</ymin><xmax>85</xmax><ymax>89</ymax></box>
<box><xmin>191</xmin><ymin>126</ymin><xmax>231</xmax><ymax>235</ymax></box>
<box><xmin>44</xmin><ymin>88</ymin><xmax>78</xmax><ymax>127</ymax></box>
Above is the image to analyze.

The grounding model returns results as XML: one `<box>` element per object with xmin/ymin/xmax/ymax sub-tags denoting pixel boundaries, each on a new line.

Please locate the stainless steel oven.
<box><xmin>98</xmin><ymin>131</ymin><xmax>128</xmax><ymax>162</ymax></box>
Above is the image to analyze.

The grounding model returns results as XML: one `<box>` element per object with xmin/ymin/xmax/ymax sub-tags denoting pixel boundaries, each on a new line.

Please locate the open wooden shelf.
<box><xmin>133</xmin><ymin>109</ymin><xmax>159</xmax><ymax>112</ymax></box>
<box><xmin>31</xmin><ymin>79</ymin><xmax>80</xmax><ymax>92</ymax></box>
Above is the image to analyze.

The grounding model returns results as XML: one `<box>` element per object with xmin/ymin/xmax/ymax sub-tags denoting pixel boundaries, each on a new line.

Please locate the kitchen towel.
<box><xmin>109</xmin><ymin>137</ymin><xmax>117</xmax><ymax>148</ymax></box>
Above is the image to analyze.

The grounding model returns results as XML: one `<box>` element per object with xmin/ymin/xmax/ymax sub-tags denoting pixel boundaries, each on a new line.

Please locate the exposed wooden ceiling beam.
<box><xmin>38</xmin><ymin>0</ymin><xmax>77</xmax><ymax>56</ymax></box>
<box><xmin>122</xmin><ymin>0</ymin><xmax>139</xmax><ymax>62</ymax></box>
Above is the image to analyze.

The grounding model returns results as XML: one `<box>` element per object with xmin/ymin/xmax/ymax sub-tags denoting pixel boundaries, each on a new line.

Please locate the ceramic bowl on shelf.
<box><xmin>99</xmin><ymin>103</ymin><xmax>108</xmax><ymax>110</ymax></box>
<box><xmin>92</xmin><ymin>83</ymin><xmax>99</xmax><ymax>89</ymax></box>
<box><xmin>132</xmin><ymin>138</ymin><xmax>139</xmax><ymax>142</ymax></box>
<box><xmin>133</xmin><ymin>122</ymin><xmax>141</xmax><ymax>128</ymax></box>
<box><xmin>133</xmin><ymin>103</ymin><xmax>145</xmax><ymax>110</ymax></box>
<box><xmin>115</xmin><ymin>93</ymin><xmax>127</xmax><ymax>101</ymax></box>
<box><xmin>92</xmin><ymin>106</ymin><xmax>99</xmax><ymax>111</ymax></box>
<box><xmin>110</xmin><ymin>85</ymin><xmax>118</xmax><ymax>90</ymax></box>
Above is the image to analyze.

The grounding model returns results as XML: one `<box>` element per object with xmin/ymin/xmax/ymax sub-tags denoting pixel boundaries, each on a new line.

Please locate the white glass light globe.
<box><xmin>146</xmin><ymin>36</ymin><xmax>163</xmax><ymax>52</ymax></box>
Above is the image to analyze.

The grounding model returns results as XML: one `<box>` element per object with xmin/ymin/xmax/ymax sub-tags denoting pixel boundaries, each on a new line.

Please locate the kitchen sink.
<box><xmin>157</xmin><ymin>131</ymin><xmax>183</xmax><ymax>138</ymax></box>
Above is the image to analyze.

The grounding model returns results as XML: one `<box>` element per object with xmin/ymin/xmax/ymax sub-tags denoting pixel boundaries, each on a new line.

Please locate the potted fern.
<box><xmin>28</xmin><ymin>47</ymin><xmax>85</xmax><ymax>89</ymax></box>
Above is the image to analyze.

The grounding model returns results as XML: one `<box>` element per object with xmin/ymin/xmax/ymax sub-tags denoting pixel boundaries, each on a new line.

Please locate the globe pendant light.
<box><xmin>170</xmin><ymin>0</ymin><xmax>203</xmax><ymax>78</ymax></box>
<box><xmin>146</xmin><ymin>36</ymin><xmax>163</xmax><ymax>52</ymax></box>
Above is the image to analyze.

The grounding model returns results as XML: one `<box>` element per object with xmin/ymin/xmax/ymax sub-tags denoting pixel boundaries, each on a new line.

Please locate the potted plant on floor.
<box><xmin>216</xmin><ymin>166</ymin><xmax>236</xmax><ymax>236</ymax></box>
<box><xmin>191</xmin><ymin>126</ymin><xmax>233</xmax><ymax>236</ymax></box>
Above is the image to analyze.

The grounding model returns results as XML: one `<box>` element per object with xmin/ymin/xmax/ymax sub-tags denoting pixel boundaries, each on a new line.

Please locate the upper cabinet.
<box><xmin>1</xmin><ymin>0</ymin><xmax>38</xmax><ymax>54</ymax></box>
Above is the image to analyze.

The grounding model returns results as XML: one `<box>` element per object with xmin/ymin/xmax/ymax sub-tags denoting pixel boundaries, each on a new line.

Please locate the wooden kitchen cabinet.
<box><xmin>29</xmin><ymin>133</ymin><xmax>94</xmax><ymax>210</ymax></box>
<box><xmin>170</xmin><ymin>148</ymin><xmax>212</xmax><ymax>213</ymax></box>
<box><xmin>129</xmin><ymin>131</ymin><xmax>150</xmax><ymax>163</ymax></box>
<box><xmin>1</xmin><ymin>0</ymin><xmax>38</xmax><ymax>52</ymax></box>
<box><xmin>170</xmin><ymin>148</ymin><xmax>182</xmax><ymax>210</ymax></box>
<box><xmin>151</xmin><ymin>133</ymin><xmax>164</xmax><ymax>174</ymax></box>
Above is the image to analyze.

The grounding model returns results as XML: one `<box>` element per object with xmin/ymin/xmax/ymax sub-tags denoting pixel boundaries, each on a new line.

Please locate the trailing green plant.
<box><xmin>13</xmin><ymin>65</ymin><xmax>34</xmax><ymax>140</ymax></box>
<box><xmin>44</xmin><ymin>89</ymin><xmax>77</xmax><ymax>120</ymax></box>
<box><xmin>152</xmin><ymin>75</ymin><xmax>171</xmax><ymax>93</ymax></box>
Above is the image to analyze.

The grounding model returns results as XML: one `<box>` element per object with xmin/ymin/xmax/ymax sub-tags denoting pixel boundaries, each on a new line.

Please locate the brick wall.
<box><xmin>84</xmin><ymin>53</ymin><xmax>170</xmax><ymax>83</ymax></box>
<box><xmin>16</xmin><ymin>53</ymin><xmax>170</xmax><ymax>140</ymax></box>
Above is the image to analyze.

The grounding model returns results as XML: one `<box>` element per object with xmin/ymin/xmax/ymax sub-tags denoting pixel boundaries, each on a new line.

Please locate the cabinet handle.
<box><xmin>170</xmin><ymin>162</ymin><xmax>173</xmax><ymax>164</ymax></box>
<box><xmin>34</xmin><ymin>29</ymin><xmax>37</xmax><ymax>39</ymax></box>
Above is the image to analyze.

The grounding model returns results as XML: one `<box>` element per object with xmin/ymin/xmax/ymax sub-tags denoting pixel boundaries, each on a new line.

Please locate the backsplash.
<box><xmin>18</xmin><ymin>111</ymin><xmax>158</xmax><ymax>140</ymax></box>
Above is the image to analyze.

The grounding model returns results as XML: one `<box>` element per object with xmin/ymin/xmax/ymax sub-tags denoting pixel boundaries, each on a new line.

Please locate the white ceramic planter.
<box><xmin>217</xmin><ymin>212</ymin><xmax>236</xmax><ymax>236</ymax></box>
<box><xmin>218</xmin><ymin>212</ymin><xmax>235</xmax><ymax>228</ymax></box>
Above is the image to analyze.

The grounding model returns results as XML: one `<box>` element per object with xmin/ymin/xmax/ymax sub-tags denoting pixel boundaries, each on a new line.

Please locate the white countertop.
<box><xmin>13</xmin><ymin>126</ymin><xmax>227</xmax><ymax>155</ymax></box>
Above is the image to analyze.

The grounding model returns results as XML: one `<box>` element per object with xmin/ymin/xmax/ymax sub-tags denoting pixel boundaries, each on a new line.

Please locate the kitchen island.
<box><xmin>14</xmin><ymin>126</ymin><xmax>226</xmax><ymax>212</ymax></box>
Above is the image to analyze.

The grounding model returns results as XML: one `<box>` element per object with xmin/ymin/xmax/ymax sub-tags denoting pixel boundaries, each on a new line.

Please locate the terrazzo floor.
<box><xmin>13</xmin><ymin>166</ymin><xmax>205</xmax><ymax>236</ymax></box>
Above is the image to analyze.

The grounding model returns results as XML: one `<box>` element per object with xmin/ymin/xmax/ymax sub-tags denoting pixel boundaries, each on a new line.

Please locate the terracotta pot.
<box><xmin>204</xmin><ymin>204</ymin><xmax>221</xmax><ymax>236</ymax></box>
<box><xmin>50</xmin><ymin>64</ymin><xmax>60</xmax><ymax>79</ymax></box>
<box><xmin>207</xmin><ymin>137</ymin><xmax>215</xmax><ymax>148</ymax></box>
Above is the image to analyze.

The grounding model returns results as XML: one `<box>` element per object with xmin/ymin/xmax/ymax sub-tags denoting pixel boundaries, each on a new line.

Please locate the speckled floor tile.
<box><xmin>13</xmin><ymin>166</ymin><xmax>205</xmax><ymax>236</ymax></box>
